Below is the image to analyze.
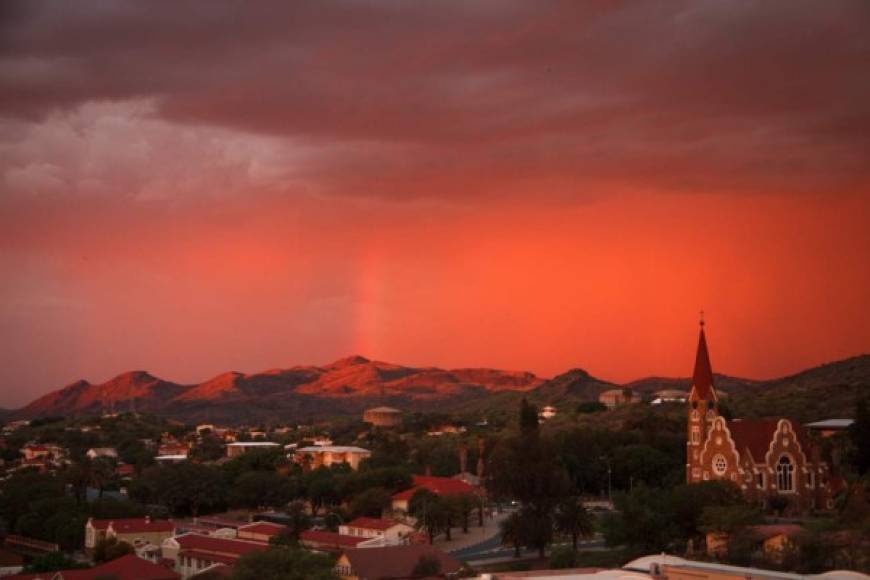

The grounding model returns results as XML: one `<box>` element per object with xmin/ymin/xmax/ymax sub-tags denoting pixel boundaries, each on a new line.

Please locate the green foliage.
<box><xmin>520</xmin><ymin>398</ymin><xmax>539</xmax><ymax>434</ymax></box>
<box><xmin>130</xmin><ymin>462</ymin><xmax>226</xmax><ymax>516</ymax></box>
<box><xmin>576</xmin><ymin>401</ymin><xmax>607</xmax><ymax>414</ymax></box>
<box><xmin>269</xmin><ymin>501</ymin><xmax>311</xmax><ymax>546</ymax></box>
<box><xmin>499</xmin><ymin>511</ymin><xmax>524</xmax><ymax>558</ymax></box>
<box><xmin>26</xmin><ymin>552</ymin><xmax>89</xmax><ymax>573</ymax></box>
<box><xmin>189</xmin><ymin>434</ymin><xmax>225</xmax><ymax>462</ymax></box>
<box><xmin>602</xmin><ymin>481</ymin><xmax>748</xmax><ymax>553</ymax></box>
<box><xmin>229</xmin><ymin>471</ymin><xmax>297</xmax><ymax>509</ymax></box>
<box><xmin>555</xmin><ymin>497</ymin><xmax>594</xmax><ymax>550</ymax></box>
<box><xmin>549</xmin><ymin>545</ymin><xmax>577</xmax><ymax>569</ymax></box>
<box><xmin>408</xmin><ymin>488</ymin><xmax>448</xmax><ymax>544</ymax></box>
<box><xmin>850</xmin><ymin>397</ymin><xmax>870</xmax><ymax>475</ymax></box>
<box><xmin>93</xmin><ymin>536</ymin><xmax>134</xmax><ymax>563</ymax></box>
<box><xmin>349</xmin><ymin>487</ymin><xmax>391</xmax><ymax>519</ymax></box>
<box><xmin>230</xmin><ymin>547</ymin><xmax>337</xmax><ymax>580</ymax></box>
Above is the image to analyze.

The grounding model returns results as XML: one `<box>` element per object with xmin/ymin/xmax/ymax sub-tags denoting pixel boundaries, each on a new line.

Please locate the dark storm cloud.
<box><xmin>1</xmin><ymin>0</ymin><xmax>869</xmax><ymax>197</ymax></box>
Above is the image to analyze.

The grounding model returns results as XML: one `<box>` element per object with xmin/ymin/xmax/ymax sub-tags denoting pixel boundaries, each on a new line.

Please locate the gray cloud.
<box><xmin>1</xmin><ymin>0</ymin><xmax>869</xmax><ymax>198</ymax></box>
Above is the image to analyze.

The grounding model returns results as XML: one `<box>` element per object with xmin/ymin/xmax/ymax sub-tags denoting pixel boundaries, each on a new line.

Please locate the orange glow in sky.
<box><xmin>1</xmin><ymin>2</ymin><xmax>868</xmax><ymax>406</ymax></box>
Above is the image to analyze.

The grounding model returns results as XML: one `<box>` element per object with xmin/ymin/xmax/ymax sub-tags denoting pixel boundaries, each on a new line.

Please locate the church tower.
<box><xmin>686</xmin><ymin>315</ymin><xmax>719</xmax><ymax>483</ymax></box>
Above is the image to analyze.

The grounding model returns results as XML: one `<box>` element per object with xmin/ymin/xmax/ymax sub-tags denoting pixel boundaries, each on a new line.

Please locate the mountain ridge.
<box><xmin>10</xmin><ymin>353</ymin><xmax>870</xmax><ymax>424</ymax></box>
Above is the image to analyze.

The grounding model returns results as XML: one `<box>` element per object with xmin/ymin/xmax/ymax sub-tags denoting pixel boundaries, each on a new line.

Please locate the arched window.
<box><xmin>776</xmin><ymin>455</ymin><xmax>794</xmax><ymax>492</ymax></box>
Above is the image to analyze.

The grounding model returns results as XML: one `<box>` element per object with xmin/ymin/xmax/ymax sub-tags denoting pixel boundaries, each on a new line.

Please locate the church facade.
<box><xmin>685</xmin><ymin>322</ymin><xmax>834</xmax><ymax>512</ymax></box>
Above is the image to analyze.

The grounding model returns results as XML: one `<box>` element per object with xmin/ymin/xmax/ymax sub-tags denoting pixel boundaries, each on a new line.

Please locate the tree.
<box><xmin>269</xmin><ymin>501</ymin><xmax>311</xmax><ymax>546</ymax></box>
<box><xmin>90</xmin><ymin>456</ymin><xmax>117</xmax><ymax>500</ymax></box>
<box><xmin>500</xmin><ymin>511</ymin><xmax>524</xmax><ymax>558</ymax></box>
<box><xmin>190</xmin><ymin>435</ymin><xmax>225</xmax><ymax>462</ymax></box>
<box><xmin>349</xmin><ymin>487</ymin><xmax>391</xmax><ymax>519</ymax></box>
<box><xmin>451</xmin><ymin>493</ymin><xmax>477</xmax><ymax>533</ymax></box>
<box><xmin>25</xmin><ymin>552</ymin><xmax>88</xmax><ymax>573</ymax></box>
<box><xmin>549</xmin><ymin>545</ymin><xmax>577</xmax><ymax>569</ymax></box>
<box><xmin>230</xmin><ymin>547</ymin><xmax>337</xmax><ymax>580</ymax></box>
<box><xmin>849</xmin><ymin>397</ymin><xmax>870</xmax><ymax>475</ymax></box>
<box><xmin>519</xmin><ymin>398</ymin><xmax>539</xmax><ymax>434</ymax></box>
<box><xmin>93</xmin><ymin>537</ymin><xmax>134</xmax><ymax>563</ymax></box>
<box><xmin>411</xmin><ymin>554</ymin><xmax>441</xmax><ymax>577</ymax></box>
<box><xmin>131</xmin><ymin>463</ymin><xmax>226</xmax><ymax>516</ymax></box>
<box><xmin>555</xmin><ymin>497</ymin><xmax>594</xmax><ymax>550</ymax></box>
<box><xmin>408</xmin><ymin>489</ymin><xmax>447</xmax><ymax>544</ymax></box>
<box><xmin>230</xmin><ymin>471</ymin><xmax>295</xmax><ymax>509</ymax></box>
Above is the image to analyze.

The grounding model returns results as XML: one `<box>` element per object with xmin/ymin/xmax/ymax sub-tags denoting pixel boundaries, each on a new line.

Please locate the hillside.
<box><xmin>15</xmin><ymin>356</ymin><xmax>543</xmax><ymax>424</ymax></box>
<box><xmin>10</xmin><ymin>354</ymin><xmax>869</xmax><ymax>425</ymax></box>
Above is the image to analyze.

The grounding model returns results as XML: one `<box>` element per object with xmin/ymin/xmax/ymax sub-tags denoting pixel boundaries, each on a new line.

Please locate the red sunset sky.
<box><xmin>0</xmin><ymin>2</ymin><xmax>869</xmax><ymax>407</ymax></box>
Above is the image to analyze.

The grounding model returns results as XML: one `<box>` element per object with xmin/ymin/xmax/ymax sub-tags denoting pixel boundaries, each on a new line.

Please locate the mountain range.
<box><xmin>10</xmin><ymin>354</ymin><xmax>870</xmax><ymax>425</ymax></box>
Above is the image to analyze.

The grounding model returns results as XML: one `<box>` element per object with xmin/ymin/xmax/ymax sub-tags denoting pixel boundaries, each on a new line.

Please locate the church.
<box><xmin>685</xmin><ymin>320</ymin><xmax>834</xmax><ymax>512</ymax></box>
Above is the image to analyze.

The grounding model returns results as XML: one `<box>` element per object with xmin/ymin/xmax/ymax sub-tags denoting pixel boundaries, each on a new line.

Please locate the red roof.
<box><xmin>90</xmin><ymin>517</ymin><xmax>175</xmax><ymax>534</ymax></box>
<box><xmin>341</xmin><ymin>545</ymin><xmax>462</xmax><ymax>579</ymax></box>
<box><xmin>237</xmin><ymin>522</ymin><xmax>286</xmax><ymax>536</ymax></box>
<box><xmin>691</xmin><ymin>326</ymin><xmax>715</xmax><ymax>401</ymax></box>
<box><xmin>392</xmin><ymin>475</ymin><xmax>480</xmax><ymax>501</ymax></box>
<box><xmin>345</xmin><ymin>517</ymin><xmax>401</xmax><ymax>531</ymax></box>
<box><xmin>8</xmin><ymin>554</ymin><xmax>179</xmax><ymax>580</ymax></box>
<box><xmin>299</xmin><ymin>530</ymin><xmax>367</xmax><ymax>548</ymax></box>
<box><xmin>727</xmin><ymin>419</ymin><xmax>812</xmax><ymax>462</ymax></box>
<box><xmin>175</xmin><ymin>534</ymin><xmax>266</xmax><ymax>558</ymax></box>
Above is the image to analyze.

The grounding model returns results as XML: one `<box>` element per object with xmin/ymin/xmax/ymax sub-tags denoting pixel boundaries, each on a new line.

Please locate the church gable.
<box><xmin>698</xmin><ymin>416</ymin><xmax>742</xmax><ymax>483</ymax></box>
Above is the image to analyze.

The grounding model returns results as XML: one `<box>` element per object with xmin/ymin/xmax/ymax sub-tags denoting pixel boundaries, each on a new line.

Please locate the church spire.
<box><xmin>691</xmin><ymin>314</ymin><xmax>716</xmax><ymax>401</ymax></box>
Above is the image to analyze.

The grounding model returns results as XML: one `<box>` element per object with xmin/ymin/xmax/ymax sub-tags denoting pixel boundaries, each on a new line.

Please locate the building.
<box><xmin>391</xmin><ymin>475</ymin><xmax>482</xmax><ymax>515</ymax></box>
<box><xmin>7</xmin><ymin>554</ymin><xmax>180</xmax><ymax>580</ymax></box>
<box><xmin>651</xmin><ymin>390</ymin><xmax>689</xmax><ymax>405</ymax></box>
<box><xmin>334</xmin><ymin>544</ymin><xmax>462</xmax><ymax>580</ymax></box>
<box><xmin>685</xmin><ymin>321</ymin><xmax>833</xmax><ymax>512</ymax></box>
<box><xmin>0</xmin><ymin>548</ymin><xmax>24</xmax><ymax>577</ymax></box>
<box><xmin>363</xmin><ymin>406</ymin><xmax>403</xmax><ymax>428</ymax></box>
<box><xmin>236</xmin><ymin>521</ymin><xmax>286</xmax><ymax>543</ymax></box>
<box><xmin>294</xmin><ymin>445</ymin><xmax>371</xmax><ymax>470</ymax></box>
<box><xmin>85</xmin><ymin>517</ymin><xmax>176</xmax><ymax>553</ymax></box>
<box><xmin>538</xmin><ymin>405</ymin><xmax>557</xmax><ymax>420</ymax></box>
<box><xmin>225</xmin><ymin>441</ymin><xmax>280</xmax><ymax>458</ymax></box>
<box><xmin>805</xmin><ymin>418</ymin><xmax>855</xmax><ymax>438</ymax></box>
<box><xmin>85</xmin><ymin>447</ymin><xmax>118</xmax><ymax>461</ymax></box>
<box><xmin>338</xmin><ymin>518</ymin><xmax>415</xmax><ymax>546</ymax></box>
<box><xmin>161</xmin><ymin>534</ymin><xmax>267</xmax><ymax>579</ymax></box>
<box><xmin>599</xmin><ymin>388</ymin><xmax>641</xmax><ymax>409</ymax></box>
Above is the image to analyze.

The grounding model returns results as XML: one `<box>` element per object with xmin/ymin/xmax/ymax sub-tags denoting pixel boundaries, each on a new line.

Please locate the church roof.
<box><xmin>691</xmin><ymin>325</ymin><xmax>716</xmax><ymax>401</ymax></box>
<box><xmin>727</xmin><ymin>419</ymin><xmax>812</xmax><ymax>462</ymax></box>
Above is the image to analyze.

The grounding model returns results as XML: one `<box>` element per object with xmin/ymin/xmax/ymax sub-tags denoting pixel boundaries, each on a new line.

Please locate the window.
<box><xmin>757</xmin><ymin>472</ymin><xmax>765</xmax><ymax>489</ymax></box>
<box><xmin>808</xmin><ymin>472</ymin><xmax>815</xmax><ymax>488</ymax></box>
<box><xmin>713</xmin><ymin>454</ymin><xmax>727</xmax><ymax>476</ymax></box>
<box><xmin>776</xmin><ymin>456</ymin><xmax>794</xmax><ymax>492</ymax></box>
<box><xmin>691</xmin><ymin>426</ymin><xmax>700</xmax><ymax>444</ymax></box>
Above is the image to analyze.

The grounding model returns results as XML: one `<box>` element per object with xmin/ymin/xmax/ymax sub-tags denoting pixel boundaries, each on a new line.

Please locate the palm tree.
<box><xmin>554</xmin><ymin>497</ymin><xmax>594</xmax><ymax>551</ymax></box>
<box><xmin>500</xmin><ymin>511</ymin><xmax>524</xmax><ymax>558</ymax></box>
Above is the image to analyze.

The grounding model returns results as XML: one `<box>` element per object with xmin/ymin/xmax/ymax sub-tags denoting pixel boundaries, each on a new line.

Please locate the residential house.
<box><xmin>299</xmin><ymin>530</ymin><xmax>368</xmax><ymax>553</ymax></box>
<box><xmin>294</xmin><ymin>446</ymin><xmax>371</xmax><ymax>470</ymax></box>
<box><xmin>236</xmin><ymin>522</ymin><xmax>286</xmax><ymax>543</ymax></box>
<box><xmin>162</xmin><ymin>534</ymin><xmax>267</xmax><ymax>579</ymax></box>
<box><xmin>391</xmin><ymin>475</ymin><xmax>482</xmax><ymax>515</ymax></box>
<box><xmin>85</xmin><ymin>517</ymin><xmax>176</xmax><ymax>554</ymax></box>
<box><xmin>362</xmin><ymin>407</ymin><xmax>402</xmax><ymax>428</ymax></box>
<box><xmin>85</xmin><ymin>448</ymin><xmax>118</xmax><ymax>461</ymax></box>
<box><xmin>598</xmin><ymin>388</ymin><xmax>641</xmax><ymax>409</ymax></box>
<box><xmin>334</xmin><ymin>544</ymin><xmax>462</xmax><ymax>580</ymax></box>
<box><xmin>338</xmin><ymin>518</ymin><xmax>415</xmax><ymax>547</ymax></box>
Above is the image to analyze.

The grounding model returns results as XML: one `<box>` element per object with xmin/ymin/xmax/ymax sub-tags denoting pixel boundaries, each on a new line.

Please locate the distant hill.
<box><xmin>10</xmin><ymin>354</ymin><xmax>869</xmax><ymax>425</ymax></box>
<box><xmin>15</xmin><ymin>356</ymin><xmax>543</xmax><ymax>424</ymax></box>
